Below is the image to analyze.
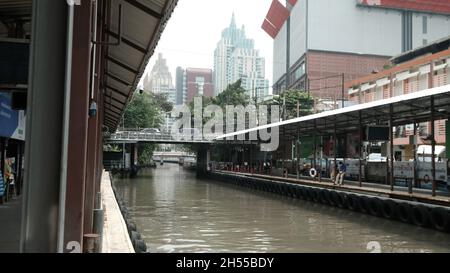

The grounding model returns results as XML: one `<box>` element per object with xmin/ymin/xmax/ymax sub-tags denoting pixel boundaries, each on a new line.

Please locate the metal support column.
<box><xmin>313</xmin><ymin>120</ymin><xmax>317</xmax><ymax>171</ymax></box>
<box><xmin>359</xmin><ymin>111</ymin><xmax>363</xmax><ymax>187</ymax></box>
<box><xmin>411</xmin><ymin>123</ymin><xmax>417</xmax><ymax>194</ymax></box>
<box><xmin>250</xmin><ymin>144</ymin><xmax>253</xmax><ymax>174</ymax></box>
<box><xmin>296</xmin><ymin>128</ymin><xmax>300</xmax><ymax>180</ymax></box>
<box><xmin>390</xmin><ymin>105</ymin><xmax>394</xmax><ymax>192</ymax></box>
<box><xmin>341</xmin><ymin>73</ymin><xmax>345</xmax><ymax>108</ymax></box>
<box><xmin>333</xmin><ymin>116</ymin><xmax>337</xmax><ymax>171</ymax></box>
<box><xmin>431</xmin><ymin>96</ymin><xmax>436</xmax><ymax>197</ymax></box>
<box><xmin>21</xmin><ymin>0</ymin><xmax>69</xmax><ymax>253</ymax></box>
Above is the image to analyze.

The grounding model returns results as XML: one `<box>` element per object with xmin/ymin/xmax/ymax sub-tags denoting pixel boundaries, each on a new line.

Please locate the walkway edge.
<box><xmin>101</xmin><ymin>171</ymin><xmax>135</xmax><ymax>253</ymax></box>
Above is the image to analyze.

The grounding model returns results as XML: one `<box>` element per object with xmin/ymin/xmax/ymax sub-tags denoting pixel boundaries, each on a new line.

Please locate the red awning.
<box><xmin>266</xmin><ymin>0</ymin><xmax>290</xmax><ymax>30</ymax></box>
<box><xmin>261</xmin><ymin>0</ymin><xmax>290</xmax><ymax>39</ymax></box>
<box><xmin>261</xmin><ymin>19</ymin><xmax>278</xmax><ymax>39</ymax></box>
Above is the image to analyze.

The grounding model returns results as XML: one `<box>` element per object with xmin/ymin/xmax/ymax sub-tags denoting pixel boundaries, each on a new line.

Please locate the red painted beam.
<box><xmin>64</xmin><ymin>0</ymin><xmax>93</xmax><ymax>252</ymax></box>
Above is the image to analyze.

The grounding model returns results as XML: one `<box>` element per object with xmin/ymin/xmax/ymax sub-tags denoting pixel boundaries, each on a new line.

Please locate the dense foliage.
<box><xmin>122</xmin><ymin>91</ymin><xmax>173</xmax><ymax>165</ymax></box>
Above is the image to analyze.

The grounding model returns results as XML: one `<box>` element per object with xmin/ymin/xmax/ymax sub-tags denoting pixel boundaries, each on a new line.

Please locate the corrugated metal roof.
<box><xmin>217</xmin><ymin>84</ymin><xmax>450</xmax><ymax>140</ymax></box>
<box><xmin>0</xmin><ymin>0</ymin><xmax>32</xmax><ymax>18</ymax></box>
<box><xmin>103</xmin><ymin>0</ymin><xmax>178</xmax><ymax>131</ymax></box>
<box><xmin>358</xmin><ymin>0</ymin><xmax>450</xmax><ymax>15</ymax></box>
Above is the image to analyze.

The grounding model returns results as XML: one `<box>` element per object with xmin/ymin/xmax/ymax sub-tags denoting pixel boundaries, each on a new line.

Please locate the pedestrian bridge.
<box><xmin>105</xmin><ymin>131</ymin><xmax>214</xmax><ymax>144</ymax></box>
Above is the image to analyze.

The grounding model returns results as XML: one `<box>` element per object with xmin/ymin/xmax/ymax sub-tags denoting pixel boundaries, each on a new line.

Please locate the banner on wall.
<box><xmin>394</xmin><ymin>162</ymin><xmax>447</xmax><ymax>182</ymax></box>
<box><xmin>0</xmin><ymin>92</ymin><xmax>25</xmax><ymax>140</ymax></box>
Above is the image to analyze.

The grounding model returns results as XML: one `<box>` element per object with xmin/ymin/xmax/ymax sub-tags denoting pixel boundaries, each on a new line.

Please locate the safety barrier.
<box><xmin>207</xmin><ymin>172</ymin><xmax>450</xmax><ymax>233</ymax></box>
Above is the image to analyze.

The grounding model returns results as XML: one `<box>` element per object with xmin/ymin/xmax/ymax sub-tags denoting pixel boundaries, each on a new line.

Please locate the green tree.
<box><xmin>213</xmin><ymin>79</ymin><xmax>249</xmax><ymax>108</ymax></box>
<box><xmin>122</xmin><ymin>91</ymin><xmax>172</xmax><ymax>165</ymax></box>
<box><xmin>123</xmin><ymin>92</ymin><xmax>162</xmax><ymax>129</ymax></box>
<box><xmin>264</xmin><ymin>89</ymin><xmax>313</xmax><ymax>119</ymax></box>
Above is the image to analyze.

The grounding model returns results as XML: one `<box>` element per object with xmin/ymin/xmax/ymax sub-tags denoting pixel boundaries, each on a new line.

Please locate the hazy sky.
<box><xmin>140</xmin><ymin>0</ymin><xmax>275</xmax><ymax>93</ymax></box>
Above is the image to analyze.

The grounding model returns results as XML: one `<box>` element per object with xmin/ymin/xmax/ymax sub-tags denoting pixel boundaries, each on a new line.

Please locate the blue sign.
<box><xmin>0</xmin><ymin>92</ymin><xmax>25</xmax><ymax>140</ymax></box>
<box><xmin>0</xmin><ymin>171</ymin><xmax>4</xmax><ymax>197</ymax></box>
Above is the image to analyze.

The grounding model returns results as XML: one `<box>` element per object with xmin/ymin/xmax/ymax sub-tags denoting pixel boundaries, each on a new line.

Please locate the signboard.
<box><xmin>394</xmin><ymin>162</ymin><xmax>447</xmax><ymax>182</ymax></box>
<box><xmin>0</xmin><ymin>92</ymin><xmax>26</xmax><ymax>140</ymax></box>
<box><xmin>0</xmin><ymin>171</ymin><xmax>4</xmax><ymax>198</ymax></box>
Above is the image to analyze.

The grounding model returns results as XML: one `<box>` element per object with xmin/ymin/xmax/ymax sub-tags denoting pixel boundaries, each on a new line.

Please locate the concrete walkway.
<box><xmin>0</xmin><ymin>196</ymin><xmax>21</xmax><ymax>253</ymax></box>
<box><xmin>101</xmin><ymin>171</ymin><xmax>134</xmax><ymax>253</ymax></box>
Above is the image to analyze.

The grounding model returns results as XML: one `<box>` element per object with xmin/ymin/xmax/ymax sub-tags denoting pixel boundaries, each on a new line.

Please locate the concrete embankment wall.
<box><xmin>207</xmin><ymin>172</ymin><xmax>450</xmax><ymax>233</ymax></box>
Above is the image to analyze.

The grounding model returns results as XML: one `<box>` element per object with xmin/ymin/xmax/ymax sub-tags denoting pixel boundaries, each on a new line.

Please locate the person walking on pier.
<box><xmin>336</xmin><ymin>162</ymin><xmax>346</xmax><ymax>186</ymax></box>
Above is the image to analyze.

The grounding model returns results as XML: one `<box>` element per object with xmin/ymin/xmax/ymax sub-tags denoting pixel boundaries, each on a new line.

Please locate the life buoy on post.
<box><xmin>309</xmin><ymin>168</ymin><xmax>317</xmax><ymax>178</ymax></box>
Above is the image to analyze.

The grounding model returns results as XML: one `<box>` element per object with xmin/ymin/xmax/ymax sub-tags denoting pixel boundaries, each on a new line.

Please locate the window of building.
<box><xmin>423</xmin><ymin>39</ymin><xmax>428</xmax><ymax>46</ymax></box>
<box><xmin>422</xmin><ymin>16</ymin><xmax>428</xmax><ymax>34</ymax></box>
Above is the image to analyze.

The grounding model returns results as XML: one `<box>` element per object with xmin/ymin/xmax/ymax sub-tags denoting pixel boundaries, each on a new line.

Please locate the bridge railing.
<box><xmin>107</xmin><ymin>131</ymin><xmax>216</xmax><ymax>143</ymax></box>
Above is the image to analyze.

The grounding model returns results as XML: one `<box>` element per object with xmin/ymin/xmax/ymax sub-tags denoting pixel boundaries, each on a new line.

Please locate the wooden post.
<box><xmin>83</xmin><ymin>234</ymin><xmax>100</xmax><ymax>253</ymax></box>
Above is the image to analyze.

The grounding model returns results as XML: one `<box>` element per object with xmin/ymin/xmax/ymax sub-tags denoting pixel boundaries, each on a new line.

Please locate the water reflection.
<box><xmin>114</xmin><ymin>164</ymin><xmax>450</xmax><ymax>253</ymax></box>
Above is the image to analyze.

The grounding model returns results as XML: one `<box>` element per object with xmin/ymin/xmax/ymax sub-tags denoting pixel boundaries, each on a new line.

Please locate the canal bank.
<box><xmin>209</xmin><ymin>171</ymin><xmax>450</xmax><ymax>233</ymax></box>
<box><xmin>101</xmin><ymin>171</ymin><xmax>134</xmax><ymax>253</ymax></box>
<box><xmin>114</xmin><ymin>164</ymin><xmax>450</xmax><ymax>253</ymax></box>
<box><xmin>102</xmin><ymin>170</ymin><xmax>151</xmax><ymax>253</ymax></box>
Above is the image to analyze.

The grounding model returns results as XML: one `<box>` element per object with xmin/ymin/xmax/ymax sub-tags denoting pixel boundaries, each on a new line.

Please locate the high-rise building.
<box><xmin>176</xmin><ymin>67</ymin><xmax>214</xmax><ymax>105</ymax></box>
<box><xmin>143</xmin><ymin>53</ymin><xmax>176</xmax><ymax>105</ymax></box>
<box><xmin>264</xmin><ymin>0</ymin><xmax>450</xmax><ymax>101</ymax></box>
<box><xmin>175</xmin><ymin>66</ymin><xmax>186</xmax><ymax>105</ymax></box>
<box><xmin>214</xmin><ymin>14</ymin><xmax>269</xmax><ymax>101</ymax></box>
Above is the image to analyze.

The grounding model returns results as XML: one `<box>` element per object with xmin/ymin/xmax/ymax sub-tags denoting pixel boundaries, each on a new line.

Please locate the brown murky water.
<box><xmin>114</xmin><ymin>164</ymin><xmax>450</xmax><ymax>253</ymax></box>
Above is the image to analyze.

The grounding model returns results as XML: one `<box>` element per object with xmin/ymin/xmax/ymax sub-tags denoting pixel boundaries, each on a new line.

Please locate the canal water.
<box><xmin>114</xmin><ymin>164</ymin><xmax>450</xmax><ymax>253</ymax></box>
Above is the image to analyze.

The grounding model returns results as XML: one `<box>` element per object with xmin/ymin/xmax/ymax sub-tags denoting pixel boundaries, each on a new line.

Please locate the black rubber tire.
<box><xmin>368</xmin><ymin>198</ymin><xmax>383</xmax><ymax>217</ymax></box>
<box><xmin>127</xmin><ymin>221</ymin><xmax>137</xmax><ymax>232</ymax></box>
<box><xmin>325</xmin><ymin>190</ymin><xmax>336</xmax><ymax>206</ymax></box>
<box><xmin>347</xmin><ymin>194</ymin><xmax>360</xmax><ymax>211</ymax></box>
<box><xmin>396</xmin><ymin>203</ymin><xmax>413</xmax><ymax>224</ymax></box>
<box><xmin>131</xmin><ymin>231</ymin><xmax>141</xmax><ymax>243</ymax></box>
<box><xmin>135</xmin><ymin>239</ymin><xmax>147</xmax><ymax>253</ymax></box>
<box><xmin>358</xmin><ymin>196</ymin><xmax>370</xmax><ymax>214</ymax></box>
<box><xmin>381</xmin><ymin>199</ymin><xmax>397</xmax><ymax>220</ymax></box>
<box><xmin>311</xmin><ymin>188</ymin><xmax>321</xmax><ymax>203</ymax></box>
<box><xmin>319</xmin><ymin>190</ymin><xmax>329</xmax><ymax>205</ymax></box>
<box><xmin>411</xmin><ymin>205</ymin><xmax>431</xmax><ymax>228</ymax></box>
<box><xmin>338</xmin><ymin>192</ymin><xmax>349</xmax><ymax>209</ymax></box>
<box><xmin>297</xmin><ymin>187</ymin><xmax>307</xmax><ymax>200</ymax></box>
<box><xmin>330</xmin><ymin>191</ymin><xmax>342</xmax><ymax>208</ymax></box>
<box><xmin>287</xmin><ymin>185</ymin><xmax>296</xmax><ymax>198</ymax></box>
<box><xmin>430</xmin><ymin>207</ymin><xmax>450</xmax><ymax>232</ymax></box>
<box><xmin>304</xmin><ymin>188</ymin><xmax>313</xmax><ymax>201</ymax></box>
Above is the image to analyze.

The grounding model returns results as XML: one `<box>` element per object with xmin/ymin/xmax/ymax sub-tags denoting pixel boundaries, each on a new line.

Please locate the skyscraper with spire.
<box><xmin>214</xmin><ymin>14</ymin><xmax>269</xmax><ymax>100</ymax></box>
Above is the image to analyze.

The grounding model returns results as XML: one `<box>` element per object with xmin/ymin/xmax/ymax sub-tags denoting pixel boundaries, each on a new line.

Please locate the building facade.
<box><xmin>214</xmin><ymin>14</ymin><xmax>269</xmax><ymax>101</ymax></box>
<box><xmin>265</xmin><ymin>0</ymin><xmax>450</xmax><ymax>102</ymax></box>
<box><xmin>143</xmin><ymin>53</ymin><xmax>177</xmax><ymax>105</ymax></box>
<box><xmin>346</xmin><ymin>36</ymin><xmax>450</xmax><ymax>160</ymax></box>
<box><xmin>175</xmin><ymin>66</ymin><xmax>186</xmax><ymax>105</ymax></box>
<box><xmin>176</xmin><ymin>67</ymin><xmax>214</xmax><ymax>105</ymax></box>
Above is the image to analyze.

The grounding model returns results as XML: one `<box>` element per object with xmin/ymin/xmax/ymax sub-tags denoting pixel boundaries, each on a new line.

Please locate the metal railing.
<box><xmin>106</xmin><ymin>131</ymin><xmax>214</xmax><ymax>143</ymax></box>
